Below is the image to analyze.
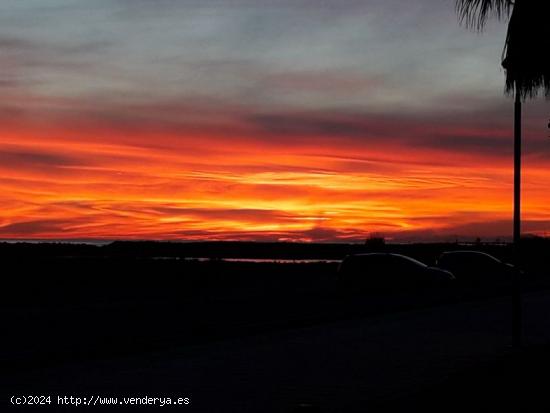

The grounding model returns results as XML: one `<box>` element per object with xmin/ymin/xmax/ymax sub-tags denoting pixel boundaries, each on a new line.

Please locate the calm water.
<box><xmin>153</xmin><ymin>257</ymin><xmax>341</xmax><ymax>264</ymax></box>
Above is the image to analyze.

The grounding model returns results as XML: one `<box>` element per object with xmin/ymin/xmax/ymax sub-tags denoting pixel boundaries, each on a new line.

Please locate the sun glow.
<box><xmin>2</xmin><ymin>116</ymin><xmax>550</xmax><ymax>242</ymax></box>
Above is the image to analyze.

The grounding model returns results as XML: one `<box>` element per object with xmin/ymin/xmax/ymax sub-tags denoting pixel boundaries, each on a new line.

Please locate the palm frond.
<box><xmin>455</xmin><ymin>0</ymin><xmax>513</xmax><ymax>30</ymax></box>
<box><xmin>504</xmin><ymin>53</ymin><xmax>550</xmax><ymax>99</ymax></box>
<box><xmin>502</xmin><ymin>1</ymin><xmax>550</xmax><ymax>98</ymax></box>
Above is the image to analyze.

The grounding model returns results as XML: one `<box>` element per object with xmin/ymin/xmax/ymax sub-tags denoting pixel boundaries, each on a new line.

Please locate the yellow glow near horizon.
<box><xmin>2</xmin><ymin>120</ymin><xmax>550</xmax><ymax>242</ymax></box>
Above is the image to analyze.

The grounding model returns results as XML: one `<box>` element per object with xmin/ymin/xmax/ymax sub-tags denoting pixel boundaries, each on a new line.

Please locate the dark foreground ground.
<box><xmin>2</xmin><ymin>240</ymin><xmax>550</xmax><ymax>411</ymax></box>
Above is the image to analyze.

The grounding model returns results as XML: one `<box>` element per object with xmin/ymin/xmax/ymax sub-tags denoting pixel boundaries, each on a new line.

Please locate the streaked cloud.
<box><xmin>0</xmin><ymin>0</ymin><xmax>548</xmax><ymax>241</ymax></box>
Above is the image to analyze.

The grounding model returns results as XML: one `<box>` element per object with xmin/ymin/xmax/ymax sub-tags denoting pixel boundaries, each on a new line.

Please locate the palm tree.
<box><xmin>456</xmin><ymin>0</ymin><xmax>550</xmax><ymax>347</ymax></box>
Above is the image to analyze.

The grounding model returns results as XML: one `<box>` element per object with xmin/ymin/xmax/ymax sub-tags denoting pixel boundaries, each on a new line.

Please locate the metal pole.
<box><xmin>513</xmin><ymin>86</ymin><xmax>522</xmax><ymax>348</ymax></box>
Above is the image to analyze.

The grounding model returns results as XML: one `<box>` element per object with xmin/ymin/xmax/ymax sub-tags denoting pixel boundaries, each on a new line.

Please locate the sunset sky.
<box><xmin>1</xmin><ymin>0</ymin><xmax>549</xmax><ymax>242</ymax></box>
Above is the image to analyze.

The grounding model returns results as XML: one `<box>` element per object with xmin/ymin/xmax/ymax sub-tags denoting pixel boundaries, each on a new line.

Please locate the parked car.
<box><xmin>436</xmin><ymin>251</ymin><xmax>518</xmax><ymax>286</ymax></box>
<box><xmin>338</xmin><ymin>253</ymin><xmax>455</xmax><ymax>290</ymax></box>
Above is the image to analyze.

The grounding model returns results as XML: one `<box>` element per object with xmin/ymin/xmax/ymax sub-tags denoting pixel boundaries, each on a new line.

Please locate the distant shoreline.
<box><xmin>2</xmin><ymin>238</ymin><xmax>548</xmax><ymax>264</ymax></box>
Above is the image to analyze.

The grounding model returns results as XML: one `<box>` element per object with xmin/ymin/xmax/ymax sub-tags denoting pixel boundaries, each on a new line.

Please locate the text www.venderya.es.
<box><xmin>10</xmin><ymin>395</ymin><xmax>191</xmax><ymax>407</ymax></box>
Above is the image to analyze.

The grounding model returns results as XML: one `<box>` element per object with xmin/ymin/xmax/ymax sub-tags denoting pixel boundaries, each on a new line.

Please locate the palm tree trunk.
<box><xmin>513</xmin><ymin>85</ymin><xmax>522</xmax><ymax>348</ymax></box>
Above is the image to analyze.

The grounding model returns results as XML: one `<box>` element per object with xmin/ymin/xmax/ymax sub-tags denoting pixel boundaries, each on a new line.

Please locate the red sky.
<box><xmin>0</xmin><ymin>1</ymin><xmax>549</xmax><ymax>242</ymax></box>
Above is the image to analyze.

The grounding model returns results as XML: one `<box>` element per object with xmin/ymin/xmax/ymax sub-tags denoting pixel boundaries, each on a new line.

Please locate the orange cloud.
<box><xmin>1</xmin><ymin>93</ymin><xmax>550</xmax><ymax>242</ymax></box>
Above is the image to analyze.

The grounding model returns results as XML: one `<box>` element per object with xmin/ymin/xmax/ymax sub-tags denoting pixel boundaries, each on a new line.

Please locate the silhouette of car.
<box><xmin>436</xmin><ymin>251</ymin><xmax>517</xmax><ymax>286</ymax></box>
<box><xmin>338</xmin><ymin>253</ymin><xmax>455</xmax><ymax>290</ymax></box>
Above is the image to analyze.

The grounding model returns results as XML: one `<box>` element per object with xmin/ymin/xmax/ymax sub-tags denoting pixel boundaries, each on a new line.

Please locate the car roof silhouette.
<box><xmin>439</xmin><ymin>251</ymin><xmax>502</xmax><ymax>263</ymax></box>
<box><xmin>343</xmin><ymin>253</ymin><xmax>429</xmax><ymax>268</ymax></box>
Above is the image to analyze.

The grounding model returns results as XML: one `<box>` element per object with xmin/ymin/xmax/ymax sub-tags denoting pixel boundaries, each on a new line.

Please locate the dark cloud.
<box><xmin>393</xmin><ymin>219</ymin><xmax>550</xmax><ymax>243</ymax></box>
<box><xmin>247</xmin><ymin>107</ymin><xmax>513</xmax><ymax>156</ymax></box>
<box><xmin>0</xmin><ymin>34</ymin><xmax>108</xmax><ymax>60</ymax></box>
<box><xmin>0</xmin><ymin>37</ymin><xmax>34</xmax><ymax>51</ymax></box>
<box><xmin>417</xmin><ymin>135</ymin><xmax>511</xmax><ymax>155</ymax></box>
<box><xmin>0</xmin><ymin>220</ymin><xmax>69</xmax><ymax>236</ymax></box>
<box><xmin>0</xmin><ymin>149</ymin><xmax>83</xmax><ymax>168</ymax></box>
<box><xmin>249</xmin><ymin>113</ymin><xmax>375</xmax><ymax>139</ymax></box>
<box><xmin>149</xmin><ymin>207</ymin><xmax>297</xmax><ymax>222</ymax></box>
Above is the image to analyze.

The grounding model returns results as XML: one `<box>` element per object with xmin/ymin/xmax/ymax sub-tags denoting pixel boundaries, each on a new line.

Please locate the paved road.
<box><xmin>6</xmin><ymin>291</ymin><xmax>550</xmax><ymax>412</ymax></box>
